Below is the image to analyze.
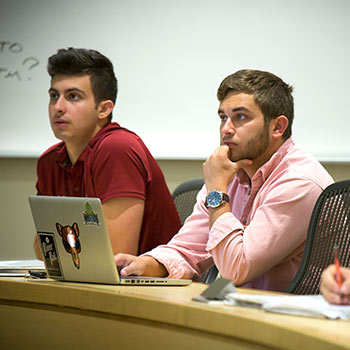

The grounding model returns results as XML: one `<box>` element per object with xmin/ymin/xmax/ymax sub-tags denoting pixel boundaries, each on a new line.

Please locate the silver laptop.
<box><xmin>28</xmin><ymin>195</ymin><xmax>191</xmax><ymax>286</ymax></box>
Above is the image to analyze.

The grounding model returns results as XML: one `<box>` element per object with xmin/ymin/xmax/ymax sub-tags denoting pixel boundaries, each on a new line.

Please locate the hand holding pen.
<box><xmin>320</xmin><ymin>247</ymin><xmax>350</xmax><ymax>305</ymax></box>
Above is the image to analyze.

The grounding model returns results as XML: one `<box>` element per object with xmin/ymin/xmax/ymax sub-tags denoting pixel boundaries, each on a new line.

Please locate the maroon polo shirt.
<box><xmin>36</xmin><ymin>122</ymin><xmax>181</xmax><ymax>254</ymax></box>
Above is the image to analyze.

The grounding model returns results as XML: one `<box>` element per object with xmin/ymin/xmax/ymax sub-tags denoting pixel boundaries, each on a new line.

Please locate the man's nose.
<box><xmin>53</xmin><ymin>97</ymin><xmax>66</xmax><ymax>115</ymax></box>
<box><xmin>221</xmin><ymin>118</ymin><xmax>235</xmax><ymax>135</ymax></box>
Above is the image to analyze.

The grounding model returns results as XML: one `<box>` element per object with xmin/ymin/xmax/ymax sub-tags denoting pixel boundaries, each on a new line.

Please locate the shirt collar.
<box><xmin>56</xmin><ymin>143</ymin><xmax>70</xmax><ymax>169</ymax></box>
<box><xmin>88</xmin><ymin>122</ymin><xmax>121</xmax><ymax>148</ymax></box>
<box><xmin>253</xmin><ymin>137</ymin><xmax>294</xmax><ymax>183</ymax></box>
<box><xmin>54</xmin><ymin>122</ymin><xmax>122</xmax><ymax>168</ymax></box>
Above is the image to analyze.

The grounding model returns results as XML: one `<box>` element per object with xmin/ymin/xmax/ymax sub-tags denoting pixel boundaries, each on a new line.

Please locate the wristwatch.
<box><xmin>205</xmin><ymin>190</ymin><xmax>230</xmax><ymax>208</ymax></box>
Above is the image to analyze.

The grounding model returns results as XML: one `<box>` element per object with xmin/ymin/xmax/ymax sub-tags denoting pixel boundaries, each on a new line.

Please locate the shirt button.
<box><xmin>73</xmin><ymin>187</ymin><xmax>79</xmax><ymax>192</ymax></box>
<box><xmin>242</xmin><ymin>220</ymin><xmax>247</xmax><ymax>225</ymax></box>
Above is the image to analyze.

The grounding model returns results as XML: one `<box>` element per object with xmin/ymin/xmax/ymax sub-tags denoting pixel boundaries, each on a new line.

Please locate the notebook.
<box><xmin>28</xmin><ymin>195</ymin><xmax>191</xmax><ymax>286</ymax></box>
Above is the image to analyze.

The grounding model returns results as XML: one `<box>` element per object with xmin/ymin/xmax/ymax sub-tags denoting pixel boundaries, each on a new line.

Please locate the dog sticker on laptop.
<box><xmin>56</xmin><ymin>222</ymin><xmax>82</xmax><ymax>269</ymax></box>
<box><xmin>42</xmin><ymin>202</ymin><xmax>98</xmax><ymax>271</ymax></box>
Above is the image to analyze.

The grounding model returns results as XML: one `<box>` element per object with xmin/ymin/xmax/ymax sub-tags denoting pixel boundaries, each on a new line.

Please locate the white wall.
<box><xmin>0</xmin><ymin>0</ymin><xmax>349</xmax><ymax>161</ymax></box>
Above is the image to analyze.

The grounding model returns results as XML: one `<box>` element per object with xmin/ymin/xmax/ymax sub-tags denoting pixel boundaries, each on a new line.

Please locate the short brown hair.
<box><xmin>217</xmin><ymin>69</ymin><xmax>294</xmax><ymax>139</ymax></box>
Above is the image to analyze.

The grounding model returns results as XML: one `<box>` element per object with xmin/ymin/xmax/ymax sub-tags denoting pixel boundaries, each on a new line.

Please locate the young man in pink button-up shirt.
<box><xmin>115</xmin><ymin>69</ymin><xmax>334</xmax><ymax>292</ymax></box>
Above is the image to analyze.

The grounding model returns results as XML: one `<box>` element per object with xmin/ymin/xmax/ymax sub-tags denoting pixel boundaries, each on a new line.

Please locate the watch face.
<box><xmin>207</xmin><ymin>191</ymin><xmax>223</xmax><ymax>208</ymax></box>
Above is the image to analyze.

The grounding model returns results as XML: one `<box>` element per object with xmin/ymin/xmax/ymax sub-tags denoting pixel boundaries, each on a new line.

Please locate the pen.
<box><xmin>334</xmin><ymin>245</ymin><xmax>343</xmax><ymax>297</ymax></box>
<box><xmin>28</xmin><ymin>270</ymin><xmax>47</xmax><ymax>279</ymax></box>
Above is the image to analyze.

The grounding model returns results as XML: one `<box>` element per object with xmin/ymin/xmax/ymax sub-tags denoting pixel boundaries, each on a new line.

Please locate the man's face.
<box><xmin>218</xmin><ymin>92</ymin><xmax>270</xmax><ymax>162</ymax></box>
<box><xmin>48</xmin><ymin>74</ymin><xmax>100</xmax><ymax>144</ymax></box>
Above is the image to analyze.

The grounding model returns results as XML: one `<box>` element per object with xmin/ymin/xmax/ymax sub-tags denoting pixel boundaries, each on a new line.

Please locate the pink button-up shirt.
<box><xmin>146</xmin><ymin>139</ymin><xmax>334</xmax><ymax>291</ymax></box>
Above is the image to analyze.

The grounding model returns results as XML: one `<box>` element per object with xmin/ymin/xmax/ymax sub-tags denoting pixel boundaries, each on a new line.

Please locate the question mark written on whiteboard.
<box><xmin>22</xmin><ymin>56</ymin><xmax>40</xmax><ymax>81</ymax></box>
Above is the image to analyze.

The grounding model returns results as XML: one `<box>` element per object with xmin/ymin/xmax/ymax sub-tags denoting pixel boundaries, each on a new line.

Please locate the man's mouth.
<box><xmin>223</xmin><ymin>140</ymin><xmax>238</xmax><ymax>147</ymax></box>
<box><xmin>54</xmin><ymin>118</ymin><xmax>69</xmax><ymax>126</ymax></box>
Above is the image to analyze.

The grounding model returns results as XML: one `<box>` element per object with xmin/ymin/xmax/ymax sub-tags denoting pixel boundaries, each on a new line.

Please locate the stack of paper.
<box><xmin>225</xmin><ymin>293</ymin><xmax>350</xmax><ymax>320</ymax></box>
<box><xmin>0</xmin><ymin>259</ymin><xmax>45</xmax><ymax>277</ymax></box>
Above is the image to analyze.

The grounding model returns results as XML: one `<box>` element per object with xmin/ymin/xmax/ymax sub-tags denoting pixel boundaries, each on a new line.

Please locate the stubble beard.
<box><xmin>228</xmin><ymin>125</ymin><xmax>270</xmax><ymax>162</ymax></box>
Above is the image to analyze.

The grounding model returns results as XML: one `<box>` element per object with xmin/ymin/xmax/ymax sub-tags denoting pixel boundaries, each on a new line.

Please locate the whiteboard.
<box><xmin>0</xmin><ymin>0</ymin><xmax>349</xmax><ymax>161</ymax></box>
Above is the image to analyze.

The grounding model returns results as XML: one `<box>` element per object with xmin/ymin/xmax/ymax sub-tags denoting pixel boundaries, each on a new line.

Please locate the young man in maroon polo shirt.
<box><xmin>33</xmin><ymin>47</ymin><xmax>181</xmax><ymax>258</ymax></box>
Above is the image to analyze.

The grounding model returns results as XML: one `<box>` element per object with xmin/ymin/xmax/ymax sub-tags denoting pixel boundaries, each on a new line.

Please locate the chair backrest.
<box><xmin>286</xmin><ymin>180</ymin><xmax>350</xmax><ymax>294</ymax></box>
<box><xmin>172</xmin><ymin>178</ymin><xmax>204</xmax><ymax>226</ymax></box>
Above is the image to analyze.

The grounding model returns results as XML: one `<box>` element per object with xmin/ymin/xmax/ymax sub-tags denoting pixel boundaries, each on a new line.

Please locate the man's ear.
<box><xmin>97</xmin><ymin>100</ymin><xmax>114</xmax><ymax>120</ymax></box>
<box><xmin>271</xmin><ymin>115</ymin><xmax>289</xmax><ymax>139</ymax></box>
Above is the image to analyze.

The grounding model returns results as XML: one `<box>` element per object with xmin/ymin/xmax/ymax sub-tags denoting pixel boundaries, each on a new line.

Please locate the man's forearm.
<box><xmin>142</xmin><ymin>255</ymin><xmax>169</xmax><ymax>277</ymax></box>
<box><xmin>208</xmin><ymin>204</ymin><xmax>231</xmax><ymax>228</ymax></box>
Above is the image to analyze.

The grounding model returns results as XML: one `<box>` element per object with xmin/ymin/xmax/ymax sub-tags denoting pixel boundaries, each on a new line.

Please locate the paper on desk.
<box><xmin>0</xmin><ymin>259</ymin><xmax>45</xmax><ymax>272</ymax></box>
<box><xmin>224</xmin><ymin>293</ymin><xmax>350</xmax><ymax>320</ymax></box>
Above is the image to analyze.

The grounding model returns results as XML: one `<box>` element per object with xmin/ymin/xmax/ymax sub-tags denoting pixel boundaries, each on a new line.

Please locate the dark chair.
<box><xmin>172</xmin><ymin>178</ymin><xmax>218</xmax><ymax>283</ymax></box>
<box><xmin>285</xmin><ymin>180</ymin><xmax>350</xmax><ymax>294</ymax></box>
<box><xmin>200</xmin><ymin>264</ymin><xmax>219</xmax><ymax>284</ymax></box>
<box><xmin>172</xmin><ymin>178</ymin><xmax>204</xmax><ymax>226</ymax></box>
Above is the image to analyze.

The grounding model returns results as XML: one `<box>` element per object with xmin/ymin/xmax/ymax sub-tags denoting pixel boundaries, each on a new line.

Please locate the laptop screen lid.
<box><xmin>29</xmin><ymin>196</ymin><xmax>191</xmax><ymax>286</ymax></box>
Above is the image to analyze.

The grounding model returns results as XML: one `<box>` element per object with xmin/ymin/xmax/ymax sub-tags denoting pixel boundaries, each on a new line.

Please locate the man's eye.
<box><xmin>237</xmin><ymin>114</ymin><xmax>245</xmax><ymax>120</ymax></box>
<box><xmin>49</xmin><ymin>93</ymin><xmax>58</xmax><ymax>100</ymax></box>
<box><xmin>220</xmin><ymin>115</ymin><xmax>228</xmax><ymax>122</ymax></box>
<box><xmin>68</xmin><ymin>93</ymin><xmax>79</xmax><ymax>100</ymax></box>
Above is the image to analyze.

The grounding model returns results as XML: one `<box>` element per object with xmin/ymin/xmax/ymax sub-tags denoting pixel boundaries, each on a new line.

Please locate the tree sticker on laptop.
<box><xmin>83</xmin><ymin>202</ymin><xmax>100</xmax><ymax>226</ymax></box>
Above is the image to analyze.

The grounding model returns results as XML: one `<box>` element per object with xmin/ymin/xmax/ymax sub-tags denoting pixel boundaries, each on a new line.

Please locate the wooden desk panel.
<box><xmin>0</xmin><ymin>278</ymin><xmax>349</xmax><ymax>350</ymax></box>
